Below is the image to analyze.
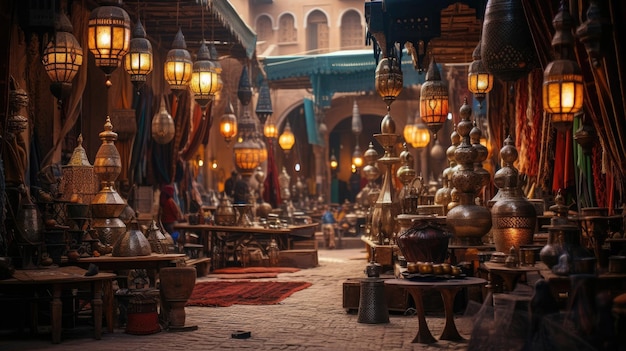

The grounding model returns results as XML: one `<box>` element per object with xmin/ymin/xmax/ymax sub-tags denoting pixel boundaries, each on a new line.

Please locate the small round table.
<box><xmin>385</xmin><ymin>276</ymin><xmax>486</xmax><ymax>344</ymax></box>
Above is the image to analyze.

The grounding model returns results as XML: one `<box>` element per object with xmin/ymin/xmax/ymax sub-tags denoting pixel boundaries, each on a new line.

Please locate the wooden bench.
<box><xmin>184</xmin><ymin>257</ymin><xmax>211</xmax><ymax>277</ymax></box>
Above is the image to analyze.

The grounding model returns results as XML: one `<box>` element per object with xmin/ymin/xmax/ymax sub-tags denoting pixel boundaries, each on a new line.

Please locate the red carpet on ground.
<box><xmin>186</xmin><ymin>281</ymin><xmax>312</xmax><ymax>307</ymax></box>
<box><xmin>211</xmin><ymin>267</ymin><xmax>301</xmax><ymax>274</ymax></box>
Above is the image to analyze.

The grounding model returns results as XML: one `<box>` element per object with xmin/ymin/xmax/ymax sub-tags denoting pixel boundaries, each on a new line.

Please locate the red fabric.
<box><xmin>160</xmin><ymin>198</ymin><xmax>181</xmax><ymax>223</ymax></box>
<box><xmin>186</xmin><ymin>281</ymin><xmax>311</xmax><ymax>307</ymax></box>
<box><xmin>592</xmin><ymin>144</ymin><xmax>607</xmax><ymax>208</ymax></box>
<box><xmin>212</xmin><ymin>267</ymin><xmax>300</xmax><ymax>274</ymax></box>
<box><xmin>552</xmin><ymin>131</ymin><xmax>575</xmax><ymax>192</ymax></box>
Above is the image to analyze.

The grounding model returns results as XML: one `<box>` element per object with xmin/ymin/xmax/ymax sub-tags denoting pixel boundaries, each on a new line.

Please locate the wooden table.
<box><xmin>386</xmin><ymin>277</ymin><xmax>486</xmax><ymax>344</ymax></box>
<box><xmin>174</xmin><ymin>223</ymin><xmax>318</xmax><ymax>269</ymax></box>
<box><xmin>71</xmin><ymin>253</ymin><xmax>185</xmax><ymax>332</ymax></box>
<box><xmin>481</xmin><ymin>261</ymin><xmax>540</xmax><ymax>293</ymax></box>
<box><xmin>0</xmin><ymin>266</ymin><xmax>115</xmax><ymax>344</ymax></box>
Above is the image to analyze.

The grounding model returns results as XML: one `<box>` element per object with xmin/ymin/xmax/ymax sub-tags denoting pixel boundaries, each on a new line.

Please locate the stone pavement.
<box><xmin>0</xmin><ymin>248</ymin><xmax>480</xmax><ymax>351</ymax></box>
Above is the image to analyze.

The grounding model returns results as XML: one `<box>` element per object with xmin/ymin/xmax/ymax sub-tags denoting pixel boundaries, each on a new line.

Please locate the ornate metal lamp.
<box><xmin>467</xmin><ymin>40</ymin><xmax>493</xmax><ymax>107</ymax></box>
<box><xmin>351</xmin><ymin>100</ymin><xmax>363</xmax><ymax>169</ymax></box>
<box><xmin>164</xmin><ymin>29</ymin><xmax>192</xmax><ymax>94</ymax></box>
<box><xmin>542</xmin><ymin>1</ymin><xmax>584</xmax><ymax>132</ymax></box>
<box><xmin>403</xmin><ymin>112</ymin><xmax>416</xmax><ymax>146</ymax></box>
<box><xmin>190</xmin><ymin>41</ymin><xmax>221</xmax><ymax>111</ymax></box>
<box><xmin>330</xmin><ymin>152</ymin><xmax>338</xmax><ymax>171</ymax></box>
<box><xmin>233</xmin><ymin>65</ymin><xmax>263</xmax><ymax>177</ymax></box>
<box><xmin>420</xmin><ymin>58</ymin><xmax>449</xmax><ymax>140</ymax></box>
<box><xmin>124</xmin><ymin>19</ymin><xmax>152</xmax><ymax>91</ymax></box>
<box><xmin>255</xmin><ymin>79</ymin><xmax>273</xmax><ymax>125</ymax></box>
<box><xmin>278</xmin><ymin>121</ymin><xmax>295</xmax><ymax>155</ymax></box>
<box><xmin>264</xmin><ymin>117</ymin><xmax>278</xmax><ymax>139</ymax></box>
<box><xmin>219</xmin><ymin>100</ymin><xmax>237</xmax><ymax>144</ymax></box>
<box><xmin>352</xmin><ymin>145</ymin><xmax>364</xmax><ymax>169</ymax></box>
<box><xmin>374</xmin><ymin>56</ymin><xmax>403</xmax><ymax>110</ymax></box>
<box><xmin>411</xmin><ymin>118</ymin><xmax>431</xmax><ymax>149</ymax></box>
<box><xmin>42</xmin><ymin>12</ymin><xmax>83</xmax><ymax>103</ymax></box>
<box><xmin>87</xmin><ymin>1</ymin><xmax>131</xmax><ymax>86</ymax></box>
<box><xmin>152</xmin><ymin>96</ymin><xmax>175</xmax><ymax>144</ymax></box>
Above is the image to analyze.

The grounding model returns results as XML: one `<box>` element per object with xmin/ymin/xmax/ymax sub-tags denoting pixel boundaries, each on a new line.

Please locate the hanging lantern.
<box><xmin>264</xmin><ymin>116</ymin><xmax>278</xmax><ymax>139</ymax></box>
<box><xmin>152</xmin><ymin>96</ymin><xmax>175</xmax><ymax>144</ymax></box>
<box><xmin>190</xmin><ymin>41</ymin><xmax>221</xmax><ymax>109</ymax></box>
<box><xmin>543</xmin><ymin>1</ymin><xmax>584</xmax><ymax>132</ymax></box>
<box><xmin>403</xmin><ymin>113</ymin><xmax>416</xmax><ymax>146</ymax></box>
<box><xmin>124</xmin><ymin>19</ymin><xmax>153</xmax><ymax>90</ymax></box>
<box><xmin>467</xmin><ymin>40</ymin><xmax>493</xmax><ymax>106</ymax></box>
<box><xmin>374</xmin><ymin>56</ymin><xmax>403</xmax><ymax>109</ymax></box>
<box><xmin>87</xmin><ymin>2</ymin><xmax>131</xmax><ymax>84</ymax></box>
<box><xmin>330</xmin><ymin>153</ymin><xmax>338</xmax><ymax>171</ymax></box>
<box><xmin>420</xmin><ymin>58</ymin><xmax>449</xmax><ymax>139</ymax></box>
<box><xmin>278</xmin><ymin>121</ymin><xmax>295</xmax><ymax>154</ymax></box>
<box><xmin>233</xmin><ymin>111</ymin><xmax>263</xmax><ymax>176</ymax></box>
<box><xmin>352</xmin><ymin>144</ymin><xmax>363</xmax><ymax>169</ymax></box>
<box><xmin>164</xmin><ymin>28</ymin><xmax>192</xmax><ymax>93</ymax></box>
<box><xmin>219</xmin><ymin>100</ymin><xmax>237</xmax><ymax>143</ymax></box>
<box><xmin>255</xmin><ymin>79</ymin><xmax>273</xmax><ymax>125</ymax></box>
<box><xmin>411</xmin><ymin>119</ymin><xmax>431</xmax><ymax>149</ymax></box>
<box><xmin>42</xmin><ymin>12</ymin><xmax>83</xmax><ymax>102</ymax></box>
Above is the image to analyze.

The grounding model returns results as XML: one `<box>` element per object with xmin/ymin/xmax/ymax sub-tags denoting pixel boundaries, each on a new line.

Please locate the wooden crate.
<box><xmin>291</xmin><ymin>239</ymin><xmax>318</xmax><ymax>250</ymax></box>
<box><xmin>342</xmin><ymin>278</ymin><xmax>411</xmax><ymax>313</ymax></box>
<box><xmin>278</xmin><ymin>249</ymin><xmax>318</xmax><ymax>268</ymax></box>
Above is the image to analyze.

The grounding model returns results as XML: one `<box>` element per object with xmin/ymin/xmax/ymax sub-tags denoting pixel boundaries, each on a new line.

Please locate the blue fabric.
<box><xmin>322</xmin><ymin>210</ymin><xmax>336</xmax><ymax>224</ymax></box>
<box><xmin>303</xmin><ymin>97</ymin><xmax>322</xmax><ymax>146</ymax></box>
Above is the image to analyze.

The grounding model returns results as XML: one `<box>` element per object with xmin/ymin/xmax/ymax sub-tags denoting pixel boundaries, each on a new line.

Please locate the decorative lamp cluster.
<box><xmin>124</xmin><ymin>19</ymin><xmax>153</xmax><ymax>90</ymax></box>
<box><xmin>42</xmin><ymin>12</ymin><xmax>83</xmax><ymax>102</ymax></box>
<box><xmin>420</xmin><ymin>58</ymin><xmax>449</xmax><ymax>140</ymax></box>
<box><xmin>542</xmin><ymin>1</ymin><xmax>584</xmax><ymax>132</ymax></box>
<box><xmin>164</xmin><ymin>29</ymin><xmax>192</xmax><ymax>93</ymax></box>
<box><xmin>467</xmin><ymin>40</ymin><xmax>493</xmax><ymax>106</ymax></box>
<box><xmin>87</xmin><ymin>1</ymin><xmax>131</xmax><ymax>85</ymax></box>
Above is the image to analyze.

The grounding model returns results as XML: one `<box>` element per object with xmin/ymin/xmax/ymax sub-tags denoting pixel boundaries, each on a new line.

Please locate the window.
<box><xmin>340</xmin><ymin>10</ymin><xmax>362</xmax><ymax>50</ymax></box>
<box><xmin>256</xmin><ymin>15</ymin><xmax>273</xmax><ymax>43</ymax></box>
<box><xmin>307</xmin><ymin>10</ymin><xmax>329</xmax><ymax>54</ymax></box>
<box><xmin>279</xmin><ymin>14</ymin><xmax>296</xmax><ymax>43</ymax></box>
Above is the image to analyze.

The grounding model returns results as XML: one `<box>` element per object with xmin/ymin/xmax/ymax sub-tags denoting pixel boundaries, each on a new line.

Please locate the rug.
<box><xmin>211</xmin><ymin>267</ymin><xmax>301</xmax><ymax>274</ymax></box>
<box><xmin>211</xmin><ymin>272</ymin><xmax>280</xmax><ymax>279</ymax></box>
<box><xmin>186</xmin><ymin>281</ymin><xmax>312</xmax><ymax>307</ymax></box>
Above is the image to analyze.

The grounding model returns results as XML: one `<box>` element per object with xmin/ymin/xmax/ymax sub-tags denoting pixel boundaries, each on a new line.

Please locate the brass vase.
<box><xmin>214</xmin><ymin>194</ymin><xmax>236</xmax><ymax>226</ymax></box>
<box><xmin>490</xmin><ymin>135</ymin><xmax>536</xmax><ymax>253</ymax></box>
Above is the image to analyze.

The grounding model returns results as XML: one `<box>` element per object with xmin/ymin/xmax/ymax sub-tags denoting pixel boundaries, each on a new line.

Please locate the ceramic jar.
<box><xmin>112</xmin><ymin>222</ymin><xmax>152</xmax><ymax>257</ymax></box>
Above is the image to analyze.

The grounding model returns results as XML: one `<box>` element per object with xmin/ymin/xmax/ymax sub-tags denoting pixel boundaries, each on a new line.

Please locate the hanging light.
<box><xmin>219</xmin><ymin>100</ymin><xmax>237</xmax><ymax>144</ymax></box>
<box><xmin>233</xmin><ymin>65</ymin><xmax>264</xmax><ymax>177</ymax></box>
<box><xmin>164</xmin><ymin>28</ymin><xmax>192</xmax><ymax>94</ymax></box>
<box><xmin>403</xmin><ymin>113</ymin><xmax>416</xmax><ymax>146</ymax></box>
<box><xmin>255</xmin><ymin>79</ymin><xmax>273</xmax><ymax>125</ymax></box>
<box><xmin>87</xmin><ymin>1</ymin><xmax>131</xmax><ymax>85</ymax></box>
<box><xmin>190</xmin><ymin>41</ymin><xmax>221</xmax><ymax>110</ymax></box>
<box><xmin>467</xmin><ymin>40</ymin><xmax>493</xmax><ymax>107</ymax></box>
<box><xmin>278</xmin><ymin>121</ymin><xmax>295</xmax><ymax>154</ymax></box>
<box><xmin>420</xmin><ymin>57</ymin><xmax>449</xmax><ymax>140</ymax></box>
<box><xmin>543</xmin><ymin>1</ymin><xmax>584</xmax><ymax>132</ymax></box>
<box><xmin>264</xmin><ymin>116</ymin><xmax>278</xmax><ymax>139</ymax></box>
<box><xmin>42</xmin><ymin>11</ymin><xmax>83</xmax><ymax>103</ymax></box>
<box><xmin>411</xmin><ymin>118</ymin><xmax>431</xmax><ymax>149</ymax></box>
<box><xmin>352</xmin><ymin>144</ymin><xmax>363</xmax><ymax>169</ymax></box>
<box><xmin>124</xmin><ymin>19</ymin><xmax>153</xmax><ymax>91</ymax></box>
<box><xmin>152</xmin><ymin>96</ymin><xmax>175</xmax><ymax>144</ymax></box>
<box><xmin>330</xmin><ymin>152</ymin><xmax>338</xmax><ymax>171</ymax></box>
<box><xmin>374</xmin><ymin>56</ymin><xmax>403</xmax><ymax>109</ymax></box>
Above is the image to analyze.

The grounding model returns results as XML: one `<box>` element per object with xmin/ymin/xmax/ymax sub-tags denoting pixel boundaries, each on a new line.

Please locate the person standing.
<box><xmin>159</xmin><ymin>184</ymin><xmax>184</xmax><ymax>236</ymax></box>
<box><xmin>321</xmin><ymin>205</ymin><xmax>337</xmax><ymax>249</ymax></box>
<box><xmin>224</xmin><ymin>170</ymin><xmax>238</xmax><ymax>199</ymax></box>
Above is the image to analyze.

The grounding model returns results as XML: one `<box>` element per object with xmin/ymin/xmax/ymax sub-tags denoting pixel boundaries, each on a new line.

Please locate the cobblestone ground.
<box><xmin>1</xmin><ymin>248</ymin><xmax>478</xmax><ymax>351</ymax></box>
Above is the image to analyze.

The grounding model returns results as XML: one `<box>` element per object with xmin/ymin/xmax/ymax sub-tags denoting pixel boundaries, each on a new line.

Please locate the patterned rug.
<box><xmin>186</xmin><ymin>281</ymin><xmax>312</xmax><ymax>307</ymax></box>
<box><xmin>209</xmin><ymin>267</ymin><xmax>301</xmax><ymax>279</ymax></box>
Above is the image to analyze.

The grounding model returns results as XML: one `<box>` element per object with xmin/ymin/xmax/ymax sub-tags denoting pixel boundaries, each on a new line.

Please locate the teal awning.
<box><xmin>260</xmin><ymin>50</ymin><xmax>426</xmax><ymax>108</ymax></box>
<box><xmin>211</xmin><ymin>0</ymin><xmax>257</xmax><ymax>59</ymax></box>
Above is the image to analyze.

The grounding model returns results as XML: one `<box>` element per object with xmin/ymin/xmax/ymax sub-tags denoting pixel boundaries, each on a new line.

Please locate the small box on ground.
<box><xmin>279</xmin><ymin>249</ymin><xmax>318</xmax><ymax>268</ymax></box>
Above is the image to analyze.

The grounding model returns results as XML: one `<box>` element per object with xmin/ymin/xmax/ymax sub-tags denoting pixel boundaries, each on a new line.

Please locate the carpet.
<box><xmin>212</xmin><ymin>267</ymin><xmax>301</xmax><ymax>274</ymax></box>
<box><xmin>186</xmin><ymin>281</ymin><xmax>312</xmax><ymax>307</ymax></box>
<box><xmin>211</xmin><ymin>272</ymin><xmax>280</xmax><ymax>279</ymax></box>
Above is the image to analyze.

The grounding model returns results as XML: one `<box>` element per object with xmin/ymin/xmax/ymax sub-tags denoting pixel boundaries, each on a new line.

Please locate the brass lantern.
<box><xmin>278</xmin><ymin>121</ymin><xmax>295</xmax><ymax>154</ymax></box>
<box><xmin>124</xmin><ymin>19</ymin><xmax>152</xmax><ymax>90</ymax></box>
<box><xmin>264</xmin><ymin>117</ymin><xmax>278</xmax><ymax>139</ymax></box>
<box><xmin>467</xmin><ymin>40</ymin><xmax>493</xmax><ymax>106</ymax></box>
<box><xmin>411</xmin><ymin>119</ymin><xmax>431</xmax><ymax>149</ymax></box>
<box><xmin>255</xmin><ymin>79</ymin><xmax>273</xmax><ymax>125</ymax></box>
<box><xmin>352</xmin><ymin>144</ymin><xmax>363</xmax><ymax>169</ymax></box>
<box><xmin>375</xmin><ymin>56</ymin><xmax>403</xmax><ymax>109</ymax></box>
<box><xmin>403</xmin><ymin>113</ymin><xmax>416</xmax><ymax>146</ymax></box>
<box><xmin>164</xmin><ymin>29</ymin><xmax>192</xmax><ymax>93</ymax></box>
<box><xmin>420</xmin><ymin>58</ymin><xmax>449</xmax><ymax>139</ymax></box>
<box><xmin>219</xmin><ymin>100</ymin><xmax>237</xmax><ymax>144</ymax></box>
<box><xmin>152</xmin><ymin>96</ymin><xmax>175</xmax><ymax>144</ymax></box>
<box><xmin>233</xmin><ymin>112</ymin><xmax>263</xmax><ymax>176</ymax></box>
<box><xmin>330</xmin><ymin>152</ymin><xmax>338</xmax><ymax>171</ymax></box>
<box><xmin>42</xmin><ymin>12</ymin><xmax>83</xmax><ymax>102</ymax></box>
<box><xmin>190</xmin><ymin>41</ymin><xmax>221</xmax><ymax>110</ymax></box>
<box><xmin>543</xmin><ymin>2</ymin><xmax>583</xmax><ymax>132</ymax></box>
<box><xmin>87</xmin><ymin>2</ymin><xmax>131</xmax><ymax>83</ymax></box>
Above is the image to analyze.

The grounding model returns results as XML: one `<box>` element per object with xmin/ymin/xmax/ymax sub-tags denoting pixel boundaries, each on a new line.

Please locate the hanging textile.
<box><xmin>263</xmin><ymin>141</ymin><xmax>282</xmax><ymax>208</ymax></box>
<box><xmin>129</xmin><ymin>86</ymin><xmax>154</xmax><ymax>185</ymax></box>
<box><xmin>180</xmin><ymin>102</ymin><xmax>212</xmax><ymax>161</ymax></box>
<box><xmin>303</xmin><ymin>97</ymin><xmax>321</xmax><ymax>146</ymax></box>
<box><xmin>552</xmin><ymin>131</ymin><xmax>574</xmax><ymax>192</ymax></box>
